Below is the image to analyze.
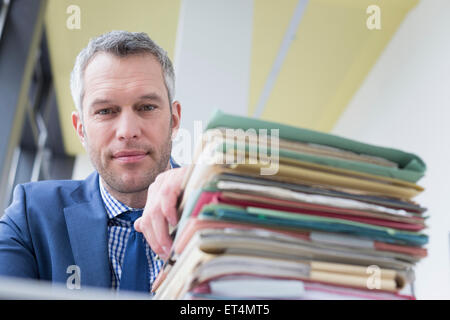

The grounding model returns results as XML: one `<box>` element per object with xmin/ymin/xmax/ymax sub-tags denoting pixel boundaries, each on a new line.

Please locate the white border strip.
<box><xmin>253</xmin><ymin>0</ymin><xmax>309</xmax><ymax>118</ymax></box>
<box><xmin>0</xmin><ymin>0</ymin><xmax>11</xmax><ymax>41</ymax></box>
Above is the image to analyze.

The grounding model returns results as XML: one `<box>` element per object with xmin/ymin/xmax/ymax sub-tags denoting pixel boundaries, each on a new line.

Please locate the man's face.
<box><xmin>72</xmin><ymin>52</ymin><xmax>180</xmax><ymax>194</ymax></box>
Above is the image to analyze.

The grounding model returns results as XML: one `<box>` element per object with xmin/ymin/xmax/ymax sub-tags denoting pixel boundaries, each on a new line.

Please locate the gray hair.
<box><xmin>70</xmin><ymin>30</ymin><xmax>175</xmax><ymax>114</ymax></box>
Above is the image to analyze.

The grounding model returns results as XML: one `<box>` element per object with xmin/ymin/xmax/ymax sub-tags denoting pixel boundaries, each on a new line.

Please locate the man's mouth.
<box><xmin>112</xmin><ymin>150</ymin><xmax>149</xmax><ymax>163</ymax></box>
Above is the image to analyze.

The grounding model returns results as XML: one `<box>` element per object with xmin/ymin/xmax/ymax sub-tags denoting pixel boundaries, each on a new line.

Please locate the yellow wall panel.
<box><xmin>251</xmin><ymin>0</ymin><xmax>418</xmax><ymax>131</ymax></box>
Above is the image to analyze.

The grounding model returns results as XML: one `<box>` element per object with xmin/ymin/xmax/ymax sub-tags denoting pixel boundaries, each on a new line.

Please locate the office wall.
<box><xmin>333</xmin><ymin>0</ymin><xmax>450</xmax><ymax>299</ymax></box>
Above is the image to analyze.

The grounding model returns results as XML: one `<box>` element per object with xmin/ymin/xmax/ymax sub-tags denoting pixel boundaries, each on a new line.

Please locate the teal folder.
<box><xmin>198</xmin><ymin>204</ymin><xmax>428</xmax><ymax>247</ymax></box>
<box><xmin>205</xmin><ymin>110</ymin><xmax>426</xmax><ymax>183</ymax></box>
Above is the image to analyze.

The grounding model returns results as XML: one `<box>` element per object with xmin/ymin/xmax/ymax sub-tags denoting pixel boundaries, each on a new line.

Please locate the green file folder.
<box><xmin>205</xmin><ymin>110</ymin><xmax>426</xmax><ymax>183</ymax></box>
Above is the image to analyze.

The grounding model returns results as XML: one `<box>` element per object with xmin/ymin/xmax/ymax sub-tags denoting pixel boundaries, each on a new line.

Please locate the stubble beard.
<box><xmin>86</xmin><ymin>128</ymin><xmax>173</xmax><ymax>195</ymax></box>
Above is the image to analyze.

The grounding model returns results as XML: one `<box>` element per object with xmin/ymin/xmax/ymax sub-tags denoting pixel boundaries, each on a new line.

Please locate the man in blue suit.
<box><xmin>0</xmin><ymin>31</ymin><xmax>186</xmax><ymax>293</ymax></box>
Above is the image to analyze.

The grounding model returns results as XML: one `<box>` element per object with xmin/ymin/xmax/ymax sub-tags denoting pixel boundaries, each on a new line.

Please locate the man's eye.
<box><xmin>141</xmin><ymin>105</ymin><xmax>155</xmax><ymax>111</ymax></box>
<box><xmin>97</xmin><ymin>109</ymin><xmax>112</xmax><ymax>115</ymax></box>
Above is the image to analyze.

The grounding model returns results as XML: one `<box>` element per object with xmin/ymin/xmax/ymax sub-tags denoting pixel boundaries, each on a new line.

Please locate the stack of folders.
<box><xmin>153</xmin><ymin>110</ymin><xmax>428</xmax><ymax>300</ymax></box>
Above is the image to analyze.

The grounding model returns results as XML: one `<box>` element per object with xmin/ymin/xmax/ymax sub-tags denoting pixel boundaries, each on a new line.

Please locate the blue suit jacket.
<box><xmin>0</xmin><ymin>159</ymin><xmax>180</xmax><ymax>289</ymax></box>
<box><xmin>0</xmin><ymin>171</ymin><xmax>112</xmax><ymax>288</ymax></box>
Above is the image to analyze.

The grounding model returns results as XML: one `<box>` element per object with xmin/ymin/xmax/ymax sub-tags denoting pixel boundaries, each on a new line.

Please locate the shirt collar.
<box><xmin>99</xmin><ymin>178</ymin><xmax>137</xmax><ymax>220</ymax></box>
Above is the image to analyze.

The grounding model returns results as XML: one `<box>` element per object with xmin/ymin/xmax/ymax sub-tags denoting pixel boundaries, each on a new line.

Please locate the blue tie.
<box><xmin>119</xmin><ymin>210</ymin><xmax>149</xmax><ymax>293</ymax></box>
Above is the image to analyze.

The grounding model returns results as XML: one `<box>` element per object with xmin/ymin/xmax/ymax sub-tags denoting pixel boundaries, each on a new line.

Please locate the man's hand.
<box><xmin>134</xmin><ymin>166</ymin><xmax>188</xmax><ymax>260</ymax></box>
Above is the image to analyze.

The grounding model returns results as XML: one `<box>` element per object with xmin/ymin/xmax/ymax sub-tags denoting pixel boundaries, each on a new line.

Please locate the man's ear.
<box><xmin>170</xmin><ymin>101</ymin><xmax>181</xmax><ymax>140</ymax></box>
<box><xmin>72</xmin><ymin>111</ymin><xmax>86</xmax><ymax>147</ymax></box>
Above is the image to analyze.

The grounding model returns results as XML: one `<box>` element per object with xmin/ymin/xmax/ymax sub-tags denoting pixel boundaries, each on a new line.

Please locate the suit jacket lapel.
<box><xmin>64</xmin><ymin>172</ymin><xmax>112</xmax><ymax>288</ymax></box>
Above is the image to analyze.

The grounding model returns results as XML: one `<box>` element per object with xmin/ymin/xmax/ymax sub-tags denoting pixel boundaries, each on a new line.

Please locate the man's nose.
<box><xmin>115</xmin><ymin>109</ymin><xmax>141</xmax><ymax>140</ymax></box>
